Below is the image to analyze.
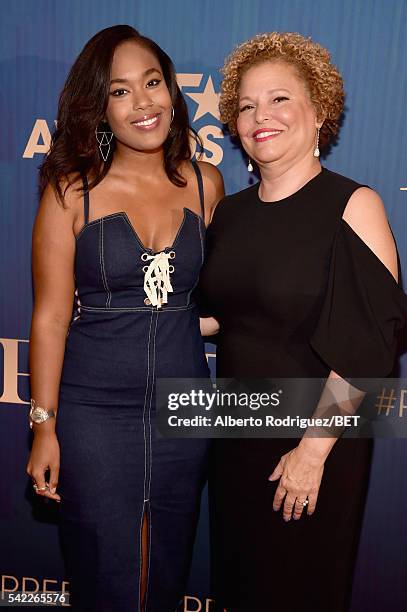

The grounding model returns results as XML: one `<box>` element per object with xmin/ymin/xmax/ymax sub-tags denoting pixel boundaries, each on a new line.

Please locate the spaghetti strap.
<box><xmin>82</xmin><ymin>174</ymin><xmax>89</xmax><ymax>225</ymax></box>
<box><xmin>191</xmin><ymin>160</ymin><xmax>205</xmax><ymax>219</ymax></box>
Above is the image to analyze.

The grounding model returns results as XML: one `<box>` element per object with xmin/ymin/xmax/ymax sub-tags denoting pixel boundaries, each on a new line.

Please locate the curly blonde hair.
<box><xmin>219</xmin><ymin>32</ymin><xmax>344</xmax><ymax>148</ymax></box>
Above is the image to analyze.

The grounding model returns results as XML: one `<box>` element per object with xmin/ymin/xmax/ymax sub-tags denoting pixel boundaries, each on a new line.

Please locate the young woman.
<box><xmin>26</xmin><ymin>25</ymin><xmax>224</xmax><ymax>612</ymax></box>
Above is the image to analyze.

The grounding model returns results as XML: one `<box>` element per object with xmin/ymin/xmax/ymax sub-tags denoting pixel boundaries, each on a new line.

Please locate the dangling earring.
<box><xmin>313</xmin><ymin>127</ymin><xmax>320</xmax><ymax>158</ymax></box>
<box><xmin>96</xmin><ymin>122</ymin><xmax>114</xmax><ymax>162</ymax></box>
<box><xmin>247</xmin><ymin>158</ymin><xmax>253</xmax><ymax>172</ymax></box>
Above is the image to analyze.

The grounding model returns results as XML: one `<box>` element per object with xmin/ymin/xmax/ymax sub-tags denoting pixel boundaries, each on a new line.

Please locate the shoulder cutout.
<box><xmin>342</xmin><ymin>187</ymin><xmax>398</xmax><ymax>281</ymax></box>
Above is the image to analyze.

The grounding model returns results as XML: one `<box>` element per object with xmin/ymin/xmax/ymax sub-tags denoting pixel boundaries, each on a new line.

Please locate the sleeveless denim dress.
<box><xmin>56</xmin><ymin>161</ymin><xmax>210</xmax><ymax>612</ymax></box>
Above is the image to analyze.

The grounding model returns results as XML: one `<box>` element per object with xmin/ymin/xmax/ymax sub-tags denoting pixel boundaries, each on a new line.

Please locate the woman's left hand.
<box><xmin>268</xmin><ymin>446</ymin><xmax>325</xmax><ymax>521</ymax></box>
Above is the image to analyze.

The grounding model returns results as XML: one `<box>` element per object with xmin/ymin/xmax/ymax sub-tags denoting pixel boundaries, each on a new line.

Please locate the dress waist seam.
<box><xmin>80</xmin><ymin>304</ymin><xmax>196</xmax><ymax>313</ymax></box>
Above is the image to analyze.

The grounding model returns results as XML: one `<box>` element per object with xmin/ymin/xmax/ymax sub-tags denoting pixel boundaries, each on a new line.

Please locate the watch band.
<box><xmin>29</xmin><ymin>399</ymin><xmax>56</xmax><ymax>429</ymax></box>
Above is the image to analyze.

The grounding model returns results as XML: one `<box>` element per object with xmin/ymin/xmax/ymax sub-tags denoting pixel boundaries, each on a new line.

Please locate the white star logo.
<box><xmin>185</xmin><ymin>76</ymin><xmax>220</xmax><ymax>122</ymax></box>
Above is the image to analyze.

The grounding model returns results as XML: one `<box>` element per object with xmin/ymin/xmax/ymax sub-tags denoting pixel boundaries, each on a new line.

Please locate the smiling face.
<box><xmin>105</xmin><ymin>40</ymin><xmax>173</xmax><ymax>153</ymax></box>
<box><xmin>236</xmin><ymin>60</ymin><xmax>322</xmax><ymax>168</ymax></box>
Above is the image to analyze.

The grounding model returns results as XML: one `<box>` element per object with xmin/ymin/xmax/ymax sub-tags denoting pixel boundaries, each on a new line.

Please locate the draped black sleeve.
<box><xmin>310</xmin><ymin>219</ymin><xmax>407</xmax><ymax>380</ymax></box>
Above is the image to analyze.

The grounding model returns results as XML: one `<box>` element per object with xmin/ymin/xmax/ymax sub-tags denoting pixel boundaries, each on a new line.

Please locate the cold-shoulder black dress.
<box><xmin>198</xmin><ymin>168</ymin><xmax>407</xmax><ymax>612</ymax></box>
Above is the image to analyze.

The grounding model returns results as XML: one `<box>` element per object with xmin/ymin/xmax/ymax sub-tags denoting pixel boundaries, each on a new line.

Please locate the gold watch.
<box><xmin>29</xmin><ymin>399</ymin><xmax>56</xmax><ymax>429</ymax></box>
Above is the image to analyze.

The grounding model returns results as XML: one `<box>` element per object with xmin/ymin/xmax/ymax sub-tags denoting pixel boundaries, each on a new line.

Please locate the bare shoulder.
<box><xmin>35</xmin><ymin>174</ymin><xmax>83</xmax><ymax>236</ymax></box>
<box><xmin>196</xmin><ymin>160</ymin><xmax>223</xmax><ymax>185</ymax></box>
<box><xmin>39</xmin><ymin>174</ymin><xmax>83</xmax><ymax>211</ymax></box>
<box><xmin>343</xmin><ymin>186</ymin><xmax>398</xmax><ymax>280</ymax></box>
<box><xmin>343</xmin><ymin>187</ymin><xmax>388</xmax><ymax>229</ymax></box>
<box><xmin>196</xmin><ymin>160</ymin><xmax>225</xmax><ymax>223</ymax></box>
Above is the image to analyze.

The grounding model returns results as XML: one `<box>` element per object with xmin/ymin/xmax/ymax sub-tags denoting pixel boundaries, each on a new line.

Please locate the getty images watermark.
<box><xmin>156</xmin><ymin>378</ymin><xmax>407</xmax><ymax>439</ymax></box>
<box><xmin>167</xmin><ymin>388</ymin><xmax>359</xmax><ymax>429</ymax></box>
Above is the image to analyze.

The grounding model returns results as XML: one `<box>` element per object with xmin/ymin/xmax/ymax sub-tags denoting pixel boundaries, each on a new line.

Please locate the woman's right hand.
<box><xmin>26</xmin><ymin>429</ymin><xmax>61</xmax><ymax>502</ymax></box>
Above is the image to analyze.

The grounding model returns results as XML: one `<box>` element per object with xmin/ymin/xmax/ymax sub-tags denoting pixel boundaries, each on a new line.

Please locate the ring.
<box><xmin>297</xmin><ymin>498</ymin><xmax>309</xmax><ymax>507</ymax></box>
<box><xmin>33</xmin><ymin>484</ymin><xmax>47</xmax><ymax>492</ymax></box>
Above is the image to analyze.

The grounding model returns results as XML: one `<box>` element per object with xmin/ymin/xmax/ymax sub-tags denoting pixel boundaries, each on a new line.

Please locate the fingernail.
<box><xmin>273</xmin><ymin>506</ymin><xmax>278</xmax><ymax>511</ymax></box>
<box><xmin>50</xmin><ymin>487</ymin><xmax>56</xmax><ymax>494</ymax></box>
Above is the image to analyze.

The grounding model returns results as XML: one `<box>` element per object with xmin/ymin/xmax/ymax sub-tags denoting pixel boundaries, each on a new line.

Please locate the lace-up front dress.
<box><xmin>56</xmin><ymin>161</ymin><xmax>210</xmax><ymax>612</ymax></box>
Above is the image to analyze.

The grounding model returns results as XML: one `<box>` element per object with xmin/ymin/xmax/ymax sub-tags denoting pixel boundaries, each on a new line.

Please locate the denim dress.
<box><xmin>56</xmin><ymin>161</ymin><xmax>210</xmax><ymax>611</ymax></box>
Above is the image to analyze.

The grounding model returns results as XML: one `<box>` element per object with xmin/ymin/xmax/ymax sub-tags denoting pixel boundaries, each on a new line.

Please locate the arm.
<box><xmin>196</xmin><ymin>160</ymin><xmax>225</xmax><ymax>227</ymax></box>
<box><xmin>300</xmin><ymin>187</ymin><xmax>399</xmax><ymax>457</ymax></box>
<box><xmin>26</xmin><ymin>182</ymin><xmax>79</xmax><ymax>501</ymax></box>
<box><xmin>271</xmin><ymin>187</ymin><xmax>398</xmax><ymax>519</ymax></box>
<box><xmin>197</xmin><ymin>161</ymin><xmax>224</xmax><ymax>335</ymax></box>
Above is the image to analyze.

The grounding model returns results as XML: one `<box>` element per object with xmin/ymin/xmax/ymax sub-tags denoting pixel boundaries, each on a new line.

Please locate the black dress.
<box><xmin>198</xmin><ymin>168</ymin><xmax>407</xmax><ymax>612</ymax></box>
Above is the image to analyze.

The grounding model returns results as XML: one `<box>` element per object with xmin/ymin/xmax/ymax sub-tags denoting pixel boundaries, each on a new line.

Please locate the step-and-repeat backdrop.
<box><xmin>1</xmin><ymin>0</ymin><xmax>407</xmax><ymax>609</ymax></box>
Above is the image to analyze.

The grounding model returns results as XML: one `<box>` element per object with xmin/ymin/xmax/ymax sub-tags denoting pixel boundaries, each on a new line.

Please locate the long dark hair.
<box><xmin>40</xmin><ymin>25</ymin><xmax>201</xmax><ymax>203</ymax></box>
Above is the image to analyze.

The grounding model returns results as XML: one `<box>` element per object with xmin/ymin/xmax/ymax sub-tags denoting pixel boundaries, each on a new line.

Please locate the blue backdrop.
<box><xmin>1</xmin><ymin>0</ymin><xmax>407</xmax><ymax>609</ymax></box>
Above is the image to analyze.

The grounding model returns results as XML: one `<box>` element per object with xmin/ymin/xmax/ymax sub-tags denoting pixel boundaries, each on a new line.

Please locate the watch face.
<box><xmin>32</xmin><ymin>408</ymin><xmax>47</xmax><ymax>423</ymax></box>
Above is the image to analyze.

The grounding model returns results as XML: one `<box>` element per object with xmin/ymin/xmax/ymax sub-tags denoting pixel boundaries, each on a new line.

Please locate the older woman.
<box><xmin>199</xmin><ymin>33</ymin><xmax>407</xmax><ymax>611</ymax></box>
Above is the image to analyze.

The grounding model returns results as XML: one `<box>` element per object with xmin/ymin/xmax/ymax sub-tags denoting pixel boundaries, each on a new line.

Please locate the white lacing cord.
<box><xmin>143</xmin><ymin>252</ymin><xmax>174</xmax><ymax>308</ymax></box>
